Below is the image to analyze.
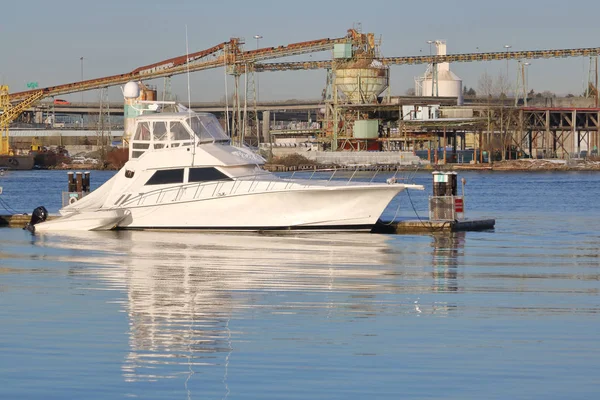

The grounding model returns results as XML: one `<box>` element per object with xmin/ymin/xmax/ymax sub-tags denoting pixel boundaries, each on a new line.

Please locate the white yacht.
<box><xmin>32</xmin><ymin>106</ymin><xmax>423</xmax><ymax>232</ymax></box>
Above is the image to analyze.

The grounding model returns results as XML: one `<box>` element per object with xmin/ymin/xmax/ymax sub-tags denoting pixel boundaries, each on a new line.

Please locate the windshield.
<box><xmin>187</xmin><ymin>114</ymin><xmax>229</xmax><ymax>143</ymax></box>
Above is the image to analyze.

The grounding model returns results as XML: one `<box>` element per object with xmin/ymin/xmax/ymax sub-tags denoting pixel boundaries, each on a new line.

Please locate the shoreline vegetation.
<box><xmin>34</xmin><ymin>148</ymin><xmax>128</xmax><ymax>171</ymax></box>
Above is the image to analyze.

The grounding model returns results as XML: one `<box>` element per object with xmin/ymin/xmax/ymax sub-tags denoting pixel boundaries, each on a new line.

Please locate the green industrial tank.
<box><xmin>353</xmin><ymin>120</ymin><xmax>379</xmax><ymax>139</ymax></box>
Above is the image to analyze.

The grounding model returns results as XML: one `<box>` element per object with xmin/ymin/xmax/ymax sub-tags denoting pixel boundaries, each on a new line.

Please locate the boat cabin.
<box><xmin>129</xmin><ymin>112</ymin><xmax>229</xmax><ymax>159</ymax></box>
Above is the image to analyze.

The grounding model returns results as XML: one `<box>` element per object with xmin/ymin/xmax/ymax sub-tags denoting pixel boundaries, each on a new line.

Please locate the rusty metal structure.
<box><xmin>7</xmin><ymin>36</ymin><xmax>352</xmax><ymax>103</ymax></box>
<box><xmin>516</xmin><ymin>107</ymin><xmax>600</xmax><ymax>158</ymax></box>
<box><xmin>450</xmin><ymin>105</ymin><xmax>600</xmax><ymax>163</ymax></box>
<box><xmin>254</xmin><ymin>47</ymin><xmax>600</xmax><ymax>71</ymax></box>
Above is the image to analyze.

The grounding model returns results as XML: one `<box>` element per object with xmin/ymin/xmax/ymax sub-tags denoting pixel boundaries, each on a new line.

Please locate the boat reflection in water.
<box><xmin>36</xmin><ymin>230</ymin><xmax>461</xmax><ymax>391</ymax></box>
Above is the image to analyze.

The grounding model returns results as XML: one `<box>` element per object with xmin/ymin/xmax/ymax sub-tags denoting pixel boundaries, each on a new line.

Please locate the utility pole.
<box><xmin>504</xmin><ymin>45</ymin><xmax>511</xmax><ymax>97</ymax></box>
<box><xmin>427</xmin><ymin>40</ymin><xmax>435</xmax><ymax>97</ymax></box>
<box><xmin>80</xmin><ymin>57</ymin><xmax>84</xmax><ymax>103</ymax></box>
<box><xmin>254</xmin><ymin>35</ymin><xmax>263</xmax><ymax>103</ymax></box>
<box><xmin>504</xmin><ymin>45</ymin><xmax>511</xmax><ymax>78</ymax></box>
<box><xmin>515</xmin><ymin>61</ymin><xmax>530</xmax><ymax>106</ymax></box>
<box><xmin>596</xmin><ymin>56</ymin><xmax>598</xmax><ymax>108</ymax></box>
<box><xmin>98</xmin><ymin>87</ymin><xmax>111</xmax><ymax>163</ymax></box>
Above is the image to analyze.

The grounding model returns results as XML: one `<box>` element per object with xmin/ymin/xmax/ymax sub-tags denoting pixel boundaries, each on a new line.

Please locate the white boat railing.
<box><xmin>116</xmin><ymin>167</ymin><xmax>417</xmax><ymax>208</ymax></box>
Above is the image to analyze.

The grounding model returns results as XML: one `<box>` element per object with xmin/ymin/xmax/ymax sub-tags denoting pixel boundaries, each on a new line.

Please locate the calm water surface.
<box><xmin>0</xmin><ymin>170</ymin><xmax>599</xmax><ymax>399</ymax></box>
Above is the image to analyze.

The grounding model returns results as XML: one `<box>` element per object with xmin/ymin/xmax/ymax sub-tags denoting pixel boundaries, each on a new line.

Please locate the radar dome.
<box><xmin>123</xmin><ymin>82</ymin><xmax>140</xmax><ymax>99</ymax></box>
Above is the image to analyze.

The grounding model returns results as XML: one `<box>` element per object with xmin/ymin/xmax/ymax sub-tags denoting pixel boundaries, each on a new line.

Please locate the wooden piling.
<box><xmin>83</xmin><ymin>172</ymin><xmax>90</xmax><ymax>192</ymax></box>
<box><xmin>75</xmin><ymin>172</ymin><xmax>83</xmax><ymax>193</ymax></box>
<box><xmin>67</xmin><ymin>172</ymin><xmax>76</xmax><ymax>192</ymax></box>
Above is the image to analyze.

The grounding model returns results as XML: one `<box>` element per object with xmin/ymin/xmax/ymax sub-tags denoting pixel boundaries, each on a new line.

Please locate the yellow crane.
<box><xmin>0</xmin><ymin>85</ymin><xmax>44</xmax><ymax>155</ymax></box>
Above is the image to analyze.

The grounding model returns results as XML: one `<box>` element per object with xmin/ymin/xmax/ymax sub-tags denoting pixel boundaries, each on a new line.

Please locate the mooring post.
<box><xmin>83</xmin><ymin>172</ymin><xmax>90</xmax><ymax>193</ymax></box>
<box><xmin>67</xmin><ymin>172</ymin><xmax>76</xmax><ymax>192</ymax></box>
<box><xmin>75</xmin><ymin>172</ymin><xmax>83</xmax><ymax>193</ymax></box>
<box><xmin>443</xmin><ymin>127</ymin><xmax>447</xmax><ymax>164</ymax></box>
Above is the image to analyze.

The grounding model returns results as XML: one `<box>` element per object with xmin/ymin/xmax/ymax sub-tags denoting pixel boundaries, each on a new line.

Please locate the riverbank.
<box><xmin>46</xmin><ymin>163</ymin><xmax>119</xmax><ymax>171</ymax></box>
<box><xmin>263</xmin><ymin>158</ymin><xmax>600</xmax><ymax>172</ymax></box>
<box><xmin>32</xmin><ymin>158</ymin><xmax>600</xmax><ymax>173</ymax></box>
<box><xmin>451</xmin><ymin>159</ymin><xmax>600</xmax><ymax>171</ymax></box>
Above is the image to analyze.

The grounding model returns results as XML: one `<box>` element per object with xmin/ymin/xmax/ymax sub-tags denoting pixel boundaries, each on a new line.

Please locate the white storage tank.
<box><xmin>415</xmin><ymin>41</ymin><xmax>463</xmax><ymax>105</ymax></box>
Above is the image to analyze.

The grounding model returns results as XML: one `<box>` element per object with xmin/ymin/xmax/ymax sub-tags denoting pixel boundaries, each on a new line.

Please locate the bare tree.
<box><xmin>494</xmin><ymin>74</ymin><xmax>510</xmax><ymax>99</ymax></box>
<box><xmin>494</xmin><ymin>74</ymin><xmax>512</xmax><ymax>160</ymax></box>
<box><xmin>540</xmin><ymin>90</ymin><xmax>556</xmax><ymax>98</ymax></box>
<box><xmin>477</xmin><ymin>71</ymin><xmax>494</xmax><ymax>100</ymax></box>
<box><xmin>477</xmin><ymin>72</ymin><xmax>495</xmax><ymax>163</ymax></box>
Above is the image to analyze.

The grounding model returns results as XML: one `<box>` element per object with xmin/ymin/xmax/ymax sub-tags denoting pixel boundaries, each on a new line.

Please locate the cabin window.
<box><xmin>189</xmin><ymin>118</ymin><xmax>209</xmax><ymax>141</ymax></box>
<box><xmin>188</xmin><ymin>167</ymin><xmax>232</xmax><ymax>183</ymax></box>
<box><xmin>153</xmin><ymin>122</ymin><xmax>168</xmax><ymax>142</ymax></box>
<box><xmin>145</xmin><ymin>169</ymin><xmax>184</xmax><ymax>185</ymax></box>
<box><xmin>134</xmin><ymin>122</ymin><xmax>151</xmax><ymax>141</ymax></box>
<box><xmin>201</xmin><ymin>115</ymin><xmax>229</xmax><ymax>141</ymax></box>
<box><xmin>131</xmin><ymin>142</ymin><xmax>150</xmax><ymax>159</ymax></box>
<box><xmin>188</xmin><ymin>114</ymin><xmax>230</xmax><ymax>142</ymax></box>
<box><xmin>170</xmin><ymin>121</ymin><xmax>191</xmax><ymax>141</ymax></box>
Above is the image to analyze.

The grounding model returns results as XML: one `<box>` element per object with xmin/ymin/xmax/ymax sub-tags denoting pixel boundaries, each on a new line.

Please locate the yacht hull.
<box><xmin>116</xmin><ymin>185</ymin><xmax>405</xmax><ymax>231</ymax></box>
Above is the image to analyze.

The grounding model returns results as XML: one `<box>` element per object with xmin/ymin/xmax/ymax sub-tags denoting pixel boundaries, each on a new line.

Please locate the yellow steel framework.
<box><xmin>0</xmin><ymin>86</ymin><xmax>44</xmax><ymax>155</ymax></box>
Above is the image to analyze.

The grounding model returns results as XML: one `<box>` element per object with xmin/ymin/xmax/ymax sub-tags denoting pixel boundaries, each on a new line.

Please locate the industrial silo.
<box><xmin>329</xmin><ymin>36</ymin><xmax>389</xmax><ymax>150</ymax></box>
<box><xmin>334</xmin><ymin>46</ymin><xmax>389</xmax><ymax>105</ymax></box>
<box><xmin>416</xmin><ymin>41</ymin><xmax>463</xmax><ymax>105</ymax></box>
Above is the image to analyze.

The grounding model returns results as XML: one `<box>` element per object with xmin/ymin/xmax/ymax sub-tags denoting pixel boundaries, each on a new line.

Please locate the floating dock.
<box><xmin>373</xmin><ymin>218</ymin><xmax>495</xmax><ymax>234</ymax></box>
<box><xmin>0</xmin><ymin>214</ymin><xmax>47</xmax><ymax>227</ymax></box>
<box><xmin>1</xmin><ymin>214</ymin><xmax>494</xmax><ymax>233</ymax></box>
<box><xmin>372</xmin><ymin>171</ymin><xmax>495</xmax><ymax>233</ymax></box>
<box><xmin>0</xmin><ymin>214</ymin><xmax>62</xmax><ymax>228</ymax></box>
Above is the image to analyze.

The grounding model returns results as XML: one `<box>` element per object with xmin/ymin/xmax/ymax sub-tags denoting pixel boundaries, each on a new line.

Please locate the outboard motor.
<box><xmin>24</xmin><ymin>206</ymin><xmax>48</xmax><ymax>233</ymax></box>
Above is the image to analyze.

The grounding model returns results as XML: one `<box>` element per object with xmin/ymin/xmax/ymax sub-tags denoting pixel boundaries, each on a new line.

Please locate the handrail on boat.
<box><xmin>369</xmin><ymin>167</ymin><xmax>380</xmax><ymax>183</ymax></box>
<box><xmin>116</xmin><ymin>166</ymin><xmax>419</xmax><ymax>208</ymax></box>
<box><xmin>346</xmin><ymin>168</ymin><xmax>358</xmax><ymax>185</ymax></box>
<box><xmin>327</xmin><ymin>167</ymin><xmax>337</xmax><ymax>185</ymax></box>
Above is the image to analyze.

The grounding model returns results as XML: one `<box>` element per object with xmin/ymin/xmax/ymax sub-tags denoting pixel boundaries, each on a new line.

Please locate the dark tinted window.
<box><xmin>145</xmin><ymin>169</ymin><xmax>184</xmax><ymax>185</ymax></box>
<box><xmin>189</xmin><ymin>167</ymin><xmax>231</xmax><ymax>182</ymax></box>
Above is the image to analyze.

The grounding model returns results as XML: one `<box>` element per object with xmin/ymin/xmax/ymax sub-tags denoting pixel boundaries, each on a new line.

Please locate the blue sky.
<box><xmin>1</xmin><ymin>0</ymin><xmax>598</xmax><ymax>101</ymax></box>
